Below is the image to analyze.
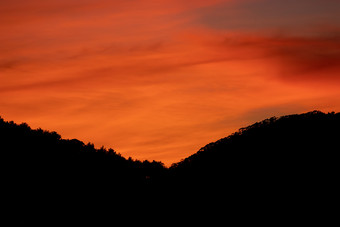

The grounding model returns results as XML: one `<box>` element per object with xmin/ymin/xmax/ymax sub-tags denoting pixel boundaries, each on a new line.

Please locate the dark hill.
<box><xmin>166</xmin><ymin>111</ymin><xmax>340</xmax><ymax>224</ymax></box>
<box><xmin>0</xmin><ymin>117</ymin><xmax>165</xmax><ymax>192</ymax></box>
<box><xmin>2</xmin><ymin>110</ymin><xmax>339</xmax><ymax>189</ymax></box>
<box><xmin>169</xmin><ymin>110</ymin><xmax>340</xmax><ymax>197</ymax></box>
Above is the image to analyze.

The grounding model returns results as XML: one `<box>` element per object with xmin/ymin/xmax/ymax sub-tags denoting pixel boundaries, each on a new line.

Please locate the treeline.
<box><xmin>0</xmin><ymin>117</ymin><xmax>166</xmax><ymax>190</ymax></box>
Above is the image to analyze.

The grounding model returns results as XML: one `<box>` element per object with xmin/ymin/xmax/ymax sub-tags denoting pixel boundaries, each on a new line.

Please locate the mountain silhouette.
<box><xmin>168</xmin><ymin>111</ymin><xmax>339</xmax><ymax>207</ymax></box>
<box><xmin>1</xmin><ymin>110</ymin><xmax>339</xmax><ymax>223</ymax></box>
<box><xmin>0</xmin><ymin>117</ymin><xmax>166</xmax><ymax>187</ymax></box>
<box><xmin>2</xmin><ymin>110</ymin><xmax>339</xmax><ymax>187</ymax></box>
<box><xmin>166</xmin><ymin>110</ymin><xmax>339</xmax><ymax>224</ymax></box>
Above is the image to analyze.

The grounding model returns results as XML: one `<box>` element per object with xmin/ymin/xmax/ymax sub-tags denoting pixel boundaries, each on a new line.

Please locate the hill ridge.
<box><xmin>0</xmin><ymin>110</ymin><xmax>340</xmax><ymax>187</ymax></box>
<box><xmin>169</xmin><ymin>110</ymin><xmax>339</xmax><ymax>186</ymax></box>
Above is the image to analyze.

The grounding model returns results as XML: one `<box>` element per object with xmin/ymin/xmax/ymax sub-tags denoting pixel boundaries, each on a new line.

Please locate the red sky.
<box><xmin>1</xmin><ymin>0</ymin><xmax>340</xmax><ymax>165</ymax></box>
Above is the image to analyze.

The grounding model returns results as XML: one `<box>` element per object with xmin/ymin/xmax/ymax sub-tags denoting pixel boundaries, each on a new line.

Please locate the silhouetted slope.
<box><xmin>2</xmin><ymin>111</ymin><xmax>339</xmax><ymax>223</ymax></box>
<box><xmin>0</xmin><ymin>117</ymin><xmax>165</xmax><ymax>190</ymax></box>
<box><xmin>2</xmin><ymin>110</ymin><xmax>339</xmax><ymax>189</ymax></box>
<box><xmin>169</xmin><ymin>111</ymin><xmax>340</xmax><ymax>197</ymax></box>
<box><xmin>0</xmin><ymin>117</ymin><xmax>168</xmax><ymax>224</ymax></box>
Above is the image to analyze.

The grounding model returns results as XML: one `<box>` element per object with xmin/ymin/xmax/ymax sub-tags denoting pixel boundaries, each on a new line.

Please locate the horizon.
<box><xmin>1</xmin><ymin>109</ymin><xmax>337</xmax><ymax>167</ymax></box>
<box><xmin>0</xmin><ymin>109</ymin><xmax>337</xmax><ymax>167</ymax></box>
<box><xmin>1</xmin><ymin>0</ymin><xmax>340</xmax><ymax>166</ymax></box>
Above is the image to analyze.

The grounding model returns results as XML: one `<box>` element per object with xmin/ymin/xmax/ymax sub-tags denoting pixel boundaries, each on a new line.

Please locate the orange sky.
<box><xmin>1</xmin><ymin>0</ymin><xmax>340</xmax><ymax>165</ymax></box>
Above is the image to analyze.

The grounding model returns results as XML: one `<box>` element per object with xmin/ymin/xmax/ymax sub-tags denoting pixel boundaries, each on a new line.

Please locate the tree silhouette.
<box><xmin>0</xmin><ymin>116</ymin><xmax>166</xmax><ymax>199</ymax></box>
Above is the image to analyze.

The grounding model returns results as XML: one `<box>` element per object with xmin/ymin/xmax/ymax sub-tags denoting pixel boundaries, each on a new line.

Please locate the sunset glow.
<box><xmin>1</xmin><ymin>0</ymin><xmax>340</xmax><ymax>165</ymax></box>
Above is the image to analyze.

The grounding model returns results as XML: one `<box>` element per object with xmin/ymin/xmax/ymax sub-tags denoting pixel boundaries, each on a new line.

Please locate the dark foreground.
<box><xmin>1</xmin><ymin>110</ymin><xmax>339</xmax><ymax>224</ymax></box>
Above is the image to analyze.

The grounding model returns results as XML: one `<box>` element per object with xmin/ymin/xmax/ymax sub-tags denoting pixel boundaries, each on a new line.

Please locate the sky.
<box><xmin>1</xmin><ymin>0</ymin><xmax>340</xmax><ymax>165</ymax></box>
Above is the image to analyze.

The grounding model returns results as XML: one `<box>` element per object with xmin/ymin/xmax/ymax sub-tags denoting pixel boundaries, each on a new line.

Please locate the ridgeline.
<box><xmin>1</xmin><ymin>110</ymin><xmax>339</xmax><ymax>223</ymax></box>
